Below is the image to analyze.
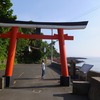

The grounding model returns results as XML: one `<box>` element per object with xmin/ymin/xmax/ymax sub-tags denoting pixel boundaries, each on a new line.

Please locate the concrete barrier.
<box><xmin>87</xmin><ymin>70</ymin><xmax>100</xmax><ymax>81</ymax></box>
<box><xmin>51</xmin><ymin>62</ymin><xmax>61</xmax><ymax>70</ymax></box>
<box><xmin>89</xmin><ymin>77</ymin><xmax>100</xmax><ymax>100</ymax></box>
<box><xmin>50</xmin><ymin>62</ymin><xmax>61</xmax><ymax>75</ymax></box>
<box><xmin>73</xmin><ymin>81</ymin><xmax>90</xmax><ymax>95</ymax></box>
<box><xmin>0</xmin><ymin>77</ymin><xmax>5</xmax><ymax>89</ymax></box>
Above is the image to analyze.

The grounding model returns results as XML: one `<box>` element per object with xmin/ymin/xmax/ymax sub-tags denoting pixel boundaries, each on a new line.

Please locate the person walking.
<box><xmin>41</xmin><ymin>59</ymin><xmax>45</xmax><ymax>79</ymax></box>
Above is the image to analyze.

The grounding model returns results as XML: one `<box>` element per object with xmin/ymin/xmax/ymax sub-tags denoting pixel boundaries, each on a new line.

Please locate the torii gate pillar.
<box><xmin>5</xmin><ymin>27</ymin><xmax>18</xmax><ymax>87</ymax></box>
<box><xmin>58</xmin><ymin>29</ymin><xmax>70</xmax><ymax>86</ymax></box>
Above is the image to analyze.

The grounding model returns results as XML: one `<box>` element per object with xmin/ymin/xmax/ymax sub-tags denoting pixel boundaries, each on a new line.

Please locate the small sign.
<box><xmin>28</xmin><ymin>46</ymin><xmax>32</xmax><ymax>52</ymax></box>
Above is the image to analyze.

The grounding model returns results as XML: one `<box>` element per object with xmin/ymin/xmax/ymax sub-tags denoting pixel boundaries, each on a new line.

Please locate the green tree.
<box><xmin>16</xmin><ymin>27</ymin><xmax>45</xmax><ymax>63</ymax></box>
<box><xmin>16</xmin><ymin>28</ymin><xmax>60</xmax><ymax>63</ymax></box>
<box><xmin>0</xmin><ymin>0</ymin><xmax>17</xmax><ymax>65</ymax></box>
<box><xmin>0</xmin><ymin>0</ymin><xmax>16</xmax><ymax>19</ymax></box>
<box><xmin>0</xmin><ymin>0</ymin><xmax>17</xmax><ymax>33</ymax></box>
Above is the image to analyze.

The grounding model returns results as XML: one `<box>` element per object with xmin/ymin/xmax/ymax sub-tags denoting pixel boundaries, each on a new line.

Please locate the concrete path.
<box><xmin>0</xmin><ymin>64</ymin><xmax>89</xmax><ymax>100</ymax></box>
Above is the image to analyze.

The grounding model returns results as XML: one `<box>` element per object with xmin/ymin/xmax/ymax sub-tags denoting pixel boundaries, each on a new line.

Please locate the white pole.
<box><xmin>51</xmin><ymin>29</ymin><xmax>53</xmax><ymax>63</ymax></box>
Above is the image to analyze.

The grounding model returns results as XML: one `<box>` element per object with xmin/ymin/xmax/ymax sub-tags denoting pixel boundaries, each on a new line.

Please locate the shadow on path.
<box><xmin>53</xmin><ymin>93</ymin><xmax>89</xmax><ymax>100</ymax></box>
<box><xmin>14</xmin><ymin>78</ymin><xmax>59</xmax><ymax>81</ymax></box>
<box><xmin>11</xmin><ymin>84</ymin><xmax>60</xmax><ymax>89</ymax></box>
<box><xmin>47</xmin><ymin>63</ymin><xmax>61</xmax><ymax>75</ymax></box>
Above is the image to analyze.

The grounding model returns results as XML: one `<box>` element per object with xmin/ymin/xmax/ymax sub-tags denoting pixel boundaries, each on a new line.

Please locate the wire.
<box><xmin>69</xmin><ymin>4</ymin><xmax>100</xmax><ymax>21</ymax></box>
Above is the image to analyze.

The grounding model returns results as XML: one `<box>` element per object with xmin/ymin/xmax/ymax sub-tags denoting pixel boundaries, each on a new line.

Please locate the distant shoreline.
<box><xmin>67</xmin><ymin>57</ymin><xmax>87</xmax><ymax>64</ymax></box>
<box><xmin>53</xmin><ymin>57</ymin><xmax>87</xmax><ymax>64</ymax></box>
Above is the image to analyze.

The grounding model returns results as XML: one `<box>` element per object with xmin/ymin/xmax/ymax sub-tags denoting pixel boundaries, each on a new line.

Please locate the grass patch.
<box><xmin>0</xmin><ymin>64</ymin><xmax>6</xmax><ymax>70</ymax></box>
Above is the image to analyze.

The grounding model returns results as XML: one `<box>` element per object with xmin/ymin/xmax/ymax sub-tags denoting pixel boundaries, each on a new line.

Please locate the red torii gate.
<box><xmin>0</xmin><ymin>20</ymin><xmax>88</xmax><ymax>87</ymax></box>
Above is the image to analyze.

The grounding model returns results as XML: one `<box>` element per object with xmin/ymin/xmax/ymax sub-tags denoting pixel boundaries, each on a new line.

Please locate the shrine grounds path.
<box><xmin>0</xmin><ymin>62</ymin><xmax>89</xmax><ymax>100</ymax></box>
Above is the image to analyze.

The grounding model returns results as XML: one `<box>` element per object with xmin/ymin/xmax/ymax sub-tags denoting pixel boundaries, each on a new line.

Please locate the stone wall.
<box><xmin>88</xmin><ymin>77</ymin><xmax>100</xmax><ymax>100</ymax></box>
<box><xmin>87</xmin><ymin>70</ymin><xmax>100</xmax><ymax>81</ymax></box>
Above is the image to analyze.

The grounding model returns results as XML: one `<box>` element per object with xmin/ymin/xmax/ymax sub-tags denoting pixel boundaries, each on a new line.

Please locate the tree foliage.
<box><xmin>16</xmin><ymin>28</ymin><xmax>59</xmax><ymax>63</ymax></box>
<box><xmin>0</xmin><ymin>0</ymin><xmax>16</xmax><ymax>20</ymax></box>
<box><xmin>0</xmin><ymin>0</ymin><xmax>16</xmax><ymax>64</ymax></box>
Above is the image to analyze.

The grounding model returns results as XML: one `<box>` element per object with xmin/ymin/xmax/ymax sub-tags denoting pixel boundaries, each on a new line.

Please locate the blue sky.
<box><xmin>11</xmin><ymin>0</ymin><xmax>100</xmax><ymax>57</ymax></box>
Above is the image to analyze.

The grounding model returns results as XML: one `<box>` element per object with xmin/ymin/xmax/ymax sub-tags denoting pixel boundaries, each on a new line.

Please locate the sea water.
<box><xmin>76</xmin><ymin>57</ymin><xmax>100</xmax><ymax>72</ymax></box>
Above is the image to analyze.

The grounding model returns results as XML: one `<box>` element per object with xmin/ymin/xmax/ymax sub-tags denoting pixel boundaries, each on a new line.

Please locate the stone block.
<box><xmin>73</xmin><ymin>81</ymin><xmax>90</xmax><ymax>95</ymax></box>
<box><xmin>0</xmin><ymin>77</ymin><xmax>5</xmax><ymax>89</ymax></box>
<box><xmin>89</xmin><ymin>77</ymin><xmax>100</xmax><ymax>100</ymax></box>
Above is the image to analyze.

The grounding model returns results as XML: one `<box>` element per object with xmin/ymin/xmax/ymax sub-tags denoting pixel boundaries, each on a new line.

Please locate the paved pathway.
<box><xmin>0</xmin><ymin>64</ymin><xmax>89</xmax><ymax>100</ymax></box>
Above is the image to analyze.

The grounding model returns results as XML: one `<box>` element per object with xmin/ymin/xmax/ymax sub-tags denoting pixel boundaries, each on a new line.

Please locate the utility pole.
<box><xmin>51</xmin><ymin>29</ymin><xmax>53</xmax><ymax>63</ymax></box>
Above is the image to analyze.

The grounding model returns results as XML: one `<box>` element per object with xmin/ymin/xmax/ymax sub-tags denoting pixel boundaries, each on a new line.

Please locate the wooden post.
<box><xmin>58</xmin><ymin>28</ymin><xmax>70</xmax><ymax>86</ymax></box>
<box><xmin>5</xmin><ymin>27</ymin><xmax>18</xmax><ymax>87</ymax></box>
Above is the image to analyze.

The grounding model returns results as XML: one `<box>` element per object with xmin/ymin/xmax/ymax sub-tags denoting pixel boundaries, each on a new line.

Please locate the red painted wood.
<box><xmin>5</xmin><ymin>27</ymin><xmax>18</xmax><ymax>76</ymax></box>
<box><xmin>58</xmin><ymin>29</ymin><xmax>69</xmax><ymax>77</ymax></box>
